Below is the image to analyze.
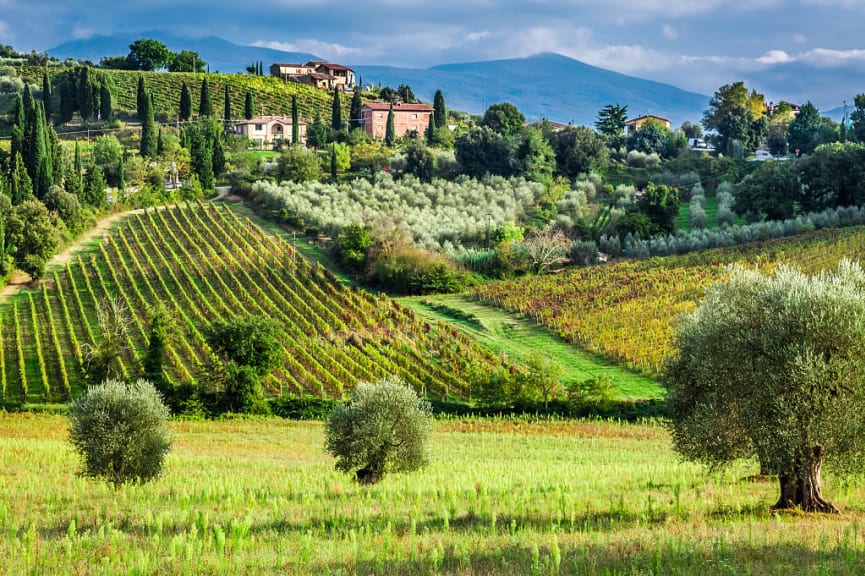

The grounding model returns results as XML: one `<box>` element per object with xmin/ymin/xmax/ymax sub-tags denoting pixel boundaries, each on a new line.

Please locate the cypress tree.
<box><xmin>199</xmin><ymin>77</ymin><xmax>213</xmax><ymax>117</ymax></box>
<box><xmin>48</xmin><ymin>124</ymin><xmax>62</xmax><ymax>186</ymax></box>
<box><xmin>426</xmin><ymin>113</ymin><xmax>435</xmax><ymax>143</ymax></box>
<box><xmin>117</xmin><ymin>157</ymin><xmax>125</xmax><ymax>195</ymax></box>
<box><xmin>331</xmin><ymin>86</ymin><xmax>342</xmax><ymax>131</ymax></box>
<box><xmin>433</xmin><ymin>89</ymin><xmax>446</xmax><ymax>128</ymax></box>
<box><xmin>10</xmin><ymin>94</ymin><xmax>25</xmax><ymax>165</ymax></box>
<box><xmin>140</xmin><ymin>94</ymin><xmax>157</xmax><ymax>158</ymax></box>
<box><xmin>33</xmin><ymin>104</ymin><xmax>53</xmax><ymax>198</ymax></box>
<box><xmin>10</xmin><ymin>153</ymin><xmax>33</xmax><ymax>205</ymax></box>
<box><xmin>385</xmin><ymin>103</ymin><xmax>395</xmax><ymax>146</ymax></box>
<box><xmin>291</xmin><ymin>95</ymin><xmax>299</xmax><ymax>145</ymax></box>
<box><xmin>84</xmin><ymin>164</ymin><xmax>107</xmax><ymax>208</ymax></box>
<box><xmin>89</xmin><ymin>81</ymin><xmax>100</xmax><ymax>121</ymax></box>
<box><xmin>244</xmin><ymin>91</ymin><xmax>254</xmax><ymax>120</ymax></box>
<box><xmin>22</xmin><ymin>86</ymin><xmax>35</xmax><ymax>168</ymax></box>
<box><xmin>223</xmin><ymin>84</ymin><xmax>231</xmax><ymax>122</ymax></box>
<box><xmin>27</xmin><ymin>101</ymin><xmax>47</xmax><ymax>185</ymax></box>
<box><xmin>349</xmin><ymin>90</ymin><xmax>363</xmax><ymax>131</ymax></box>
<box><xmin>99</xmin><ymin>83</ymin><xmax>112</xmax><ymax>120</ymax></box>
<box><xmin>136</xmin><ymin>75</ymin><xmax>147</xmax><ymax>121</ymax></box>
<box><xmin>78</xmin><ymin>67</ymin><xmax>92</xmax><ymax>122</ymax></box>
<box><xmin>179</xmin><ymin>82</ymin><xmax>192</xmax><ymax>121</ymax></box>
<box><xmin>212</xmin><ymin>131</ymin><xmax>225</xmax><ymax>175</ymax></box>
<box><xmin>66</xmin><ymin>141</ymin><xmax>83</xmax><ymax>198</ymax></box>
<box><xmin>330</xmin><ymin>143</ymin><xmax>337</xmax><ymax>179</ymax></box>
<box><xmin>157</xmin><ymin>128</ymin><xmax>164</xmax><ymax>157</ymax></box>
<box><xmin>59</xmin><ymin>78</ymin><xmax>74</xmax><ymax>124</ymax></box>
<box><xmin>42</xmin><ymin>72</ymin><xmax>52</xmax><ymax>122</ymax></box>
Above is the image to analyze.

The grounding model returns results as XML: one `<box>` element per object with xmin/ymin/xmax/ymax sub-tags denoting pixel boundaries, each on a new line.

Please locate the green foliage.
<box><xmin>222</xmin><ymin>363</ymin><xmax>270</xmax><ymax>415</ymax></box>
<box><xmin>142</xmin><ymin>305</ymin><xmax>175</xmax><ymax>393</ymax></box>
<box><xmin>515</xmin><ymin>128</ymin><xmax>556</xmax><ymax>184</ymax></box>
<box><xmin>702</xmin><ymin>82</ymin><xmax>767</xmax><ymax>152</ymax></box>
<box><xmin>325</xmin><ymin>376</ymin><xmax>431</xmax><ymax>484</ymax></box>
<box><xmin>68</xmin><ymin>378</ymin><xmax>172</xmax><ymax>485</ymax></box>
<box><xmin>433</xmin><ymin>89</ymin><xmax>447</xmax><ymax>129</ymax></box>
<box><xmin>797</xmin><ymin>142</ymin><xmax>865</xmax><ymax>212</ymax></box>
<box><xmin>6</xmin><ymin>200</ymin><xmax>58</xmax><ymax>278</ymax></box>
<box><xmin>198</xmin><ymin>77</ymin><xmax>213</xmax><ymax>117</ymax></box>
<box><xmin>277</xmin><ymin>145</ymin><xmax>322</xmax><ymax>183</ymax></box>
<box><xmin>207</xmin><ymin>314</ymin><xmax>282</xmax><ymax>374</ymax></box>
<box><xmin>335</xmin><ymin>223</ymin><xmax>372</xmax><ymax>273</ymax></box>
<box><xmin>140</xmin><ymin>94</ymin><xmax>157</xmax><ymax>159</ymax></box>
<box><xmin>349</xmin><ymin>90</ymin><xmax>363</xmax><ymax>131</ymax></box>
<box><xmin>168</xmin><ymin>50</ymin><xmax>205</xmax><ymax>73</ymax></box>
<box><xmin>331</xmin><ymin>86</ymin><xmax>343</xmax><ymax>131</ymax></box>
<box><xmin>244</xmin><ymin>90</ymin><xmax>254</xmax><ymax>120</ymax></box>
<box><xmin>787</xmin><ymin>101</ymin><xmax>826</xmax><ymax>155</ymax></box>
<box><xmin>454</xmin><ymin>127</ymin><xmax>514</xmax><ymax>178</ymax></box>
<box><xmin>637</xmin><ymin>182</ymin><xmax>680</xmax><ymax>236</ymax></box>
<box><xmin>553</xmin><ymin>126</ymin><xmax>609</xmax><ymax>179</ymax></box>
<box><xmin>324</xmin><ymin>142</ymin><xmax>351</xmax><ymax>177</ymax></box>
<box><xmin>82</xmin><ymin>297</ymin><xmax>132</xmax><ymax>384</ymax></box>
<box><xmin>666</xmin><ymin>262</ymin><xmax>865</xmax><ymax>510</ymax></box>
<box><xmin>595</xmin><ymin>103</ymin><xmax>628</xmax><ymax>149</ymax></box>
<box><xmin>127</xmin><ymin>38</ymin><xmax>174</xmax><ymax>71</ymax></box>
<box><xmin>734</xmin><ymin>160</ymin><xmax>797</xmax><ymax>221</ymax></box>
<box><xmin>385</xmin><ymin>104</ymin><xmax>395</xmax><ymax>146</ymax></box>
<box><xmin>370</xmin><ymin>248</ymin><xmax>471</xmax><ymax>295</ymax></box>
<box><xmin>404</xmin><ymin>141</ymin><xmax>436</xmax><ymax>182</ymax></box>
<box><xmin>481</xmin><ymin>102</ymin><xmax>525</xmax><ymax>136</ymax></box>
<box><xmin>179</xmin><ymin>82</ymin><xmax>192</xmax><ymax>121</ymax></box>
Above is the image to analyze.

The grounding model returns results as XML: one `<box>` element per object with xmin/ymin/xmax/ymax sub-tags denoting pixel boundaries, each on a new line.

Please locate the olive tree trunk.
<box><xmin>771</xmin><ymin>445</ymin><xmax>839</xmax><ymax>513</ymax></box>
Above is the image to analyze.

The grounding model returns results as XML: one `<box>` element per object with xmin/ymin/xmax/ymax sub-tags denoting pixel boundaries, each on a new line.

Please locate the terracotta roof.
<box><xmin>625</xmin><ymin>114</ymin><xmax>671</xmax><ymax>125</ymax></box>
<box><xmin>316</xmin><ymin>62</ymin><xmax>353</xmax><ymax>72</ymax></box>
<box><xmin>234</xmin><ymin>115</ymin><xmax>305</xmax><ymax>125</ymax></box>
<box><xmin>272</xmin><ymin>63</ymin><xmax>306</xmax><ymax>68</ymax></box>
<box><xmin>362</xmin><ymin>102</ymin><xmax>434</xmax><ymax>112</ymax></box>
<box><xmin>303</xmin><ymin>72</ymin><xmax>334</xmax><ymax>80</ymax></box>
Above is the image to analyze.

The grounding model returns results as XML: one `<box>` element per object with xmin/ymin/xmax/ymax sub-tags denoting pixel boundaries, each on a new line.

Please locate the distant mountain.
<box><xmin>353</xmin><ymin>53</ymin><xmax>709</xmax><ymax>126</ymax></box>
<box><xmin>48</xmin><ymin>31</ymin><xmax>320</xmax><ymax>74</ymax></box>
<box><xmin>50</xmin><ymin>33</ymin><xmax>708</xmax><ymax>126</ymax></box>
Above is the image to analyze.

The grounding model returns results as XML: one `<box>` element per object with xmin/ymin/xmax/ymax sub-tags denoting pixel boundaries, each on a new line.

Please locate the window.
<box><xmin>376</xmin><ymin>113</ymin><xmax>383</xmax><ymax>118</ymax></box>
<box><xmin>255</xmin><ymin>124</ymin><xmax>263</xmax><ymax>131</ymax></box>
<box><xmin>411</xmin><ymin>114</ymin><xmax>418</xmax><ymax>119</ymax></box>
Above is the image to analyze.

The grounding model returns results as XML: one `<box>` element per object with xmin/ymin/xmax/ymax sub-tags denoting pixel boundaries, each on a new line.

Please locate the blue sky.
<box><xmin>4</xmin><ymin>0</ymin><xmax>864</xmax><ymax>107</ymax></box>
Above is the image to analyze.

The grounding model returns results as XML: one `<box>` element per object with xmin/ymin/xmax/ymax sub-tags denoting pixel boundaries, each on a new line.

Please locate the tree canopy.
<box><xmin>702</xmin><ymin>82</ymin><xmax>767</xmax><ymax>153</ymax></box>
<box><xmin>127</xmin><ymin>39</ymin><xmax>174</xmax><ymax>71</ymax></box>
<box><xmin>666</xmin><ymin>262</ymin><xmax>865</xmax><ymax>512</ymax></box>
<box><xmin>481</xmin><ymin>102</ymin><xmax>525</xmax><ymax>136</ymax></box>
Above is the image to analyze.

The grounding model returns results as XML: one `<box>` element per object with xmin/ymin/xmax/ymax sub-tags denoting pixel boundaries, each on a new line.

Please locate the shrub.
<box><xmin>67</xmin><ymin>379</ymin><xmax>172</xmax><ymax>486</ymax></box>
<box><xmin>324</xmin><ymin>376</ymin><xmax>431</xmax><ymax>484</ymax></box>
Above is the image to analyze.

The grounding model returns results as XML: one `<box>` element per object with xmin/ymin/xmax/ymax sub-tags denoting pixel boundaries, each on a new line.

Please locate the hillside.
<box><xmin>474</xmin><ymin>225</ymin><xmax>865</xmax><ymax>377</ymax></box>
<box><xmin>15</xmin><ymin>67</ymin><xmax>347</xmax><ymax>123</ymax></box>
<box><xmin>48</xmin><ymin>31</ymin><xmax>320</xmax><ymax>74</ymax></box>
<box><xmin>354</xmin><ymin>53</ymin><xmax>709</xmax><ymax>125</ymax></box>
<box><xmin>0</xmin><ymin>203</ymin><xmax>514</xmax><ymax>405</ymax></box>
<box><xmin>48</xmin><ymin>32</ymin><xmax>710</xmax><ymax>125</ymax></box>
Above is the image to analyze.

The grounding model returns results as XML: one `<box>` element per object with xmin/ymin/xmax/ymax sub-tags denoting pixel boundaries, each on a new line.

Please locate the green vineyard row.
<box><xmin>474</xmin><ymin>226</ymin><xmax>865</xmax><ymax>378</ymax></box>
<box><xmin>0</xmin><ymin>203</ymin><xmax>514</xmax><ymax>405</ymax></box>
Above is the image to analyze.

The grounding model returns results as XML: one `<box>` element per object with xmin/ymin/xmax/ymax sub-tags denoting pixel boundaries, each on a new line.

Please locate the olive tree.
<box><xmin>68</xmin><ymin>379</ymin><xmax>172</xmax><ymax>486</ymax></box>
<box><xmin>325</xmin><ymin>376</ymin><xmax>431</xmax><ymax>484</ymax></box>
<box><xmin>666</xmin><ymin>262</ymin><xmax>865</xmax><ymax>512</ymax></box>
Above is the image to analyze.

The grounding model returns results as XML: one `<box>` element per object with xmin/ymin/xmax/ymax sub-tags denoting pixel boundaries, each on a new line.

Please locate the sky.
<box><xmin>3</xmin><ymin>0</ymin><xmax>865</xmax><ymax>108</ymax></box>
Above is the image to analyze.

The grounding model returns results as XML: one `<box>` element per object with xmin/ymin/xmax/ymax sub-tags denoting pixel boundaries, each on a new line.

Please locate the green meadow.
<box><xmin>3</xmin><ymin>414</ymin><xmax>865</xmax><ymax>575</ymax></box>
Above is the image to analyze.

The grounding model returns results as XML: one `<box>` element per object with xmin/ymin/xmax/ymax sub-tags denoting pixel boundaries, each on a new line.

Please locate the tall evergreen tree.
<box><xmin>27</xmin><ymin>101</ymin><xmax>47</xmax><ymax>185</ymax></box>
<box><xmin>136</xmin><ymin>75</ymin><xmax>147</xmax><ymax>121</ymax></box>
<box><xmin>83</xmin><ymin>164</ymin><xmax>107</xmax><ymax>208</ymax></box>
<box><xmin>33</xmin><ymin>104</ymin><xmax>53</xmax><ymax>198</ymax></box>
<box><xmin>223</xmin><ymin>84</ymin><xmax>231</xmax><ymax>121</ymax></box>
<box><xmin>78</xmin><ymin>67</ymin><xmax>93</xmax><ymax>122</ymax></box>
<box><xmin>179</xmin><ymin>82</ymin><xmax>192</xmax><ymax>121</ymax></box>
<box><xmin>426</xmin><ymin>113</ymin><xmax>436</xmax><ymax>142</ymax></box>
<box><xmin>10</xmin><ymin>94</ymin><xmax>25</xmax><ymax>166</ymax></box>
<box><xmin>433</xmin><ymin>89</ymin><xmax>446</xmax><ymax>129</ymax></box>
<box><xmin>59</xmin><ymin>78</ymin><xmax>74</xmax><ymax>124</ymax></box>
<box><xmin>48</xmin><ymin>124</ymin><xmax>63</xmax><ymax>187</ymax></box>
<box><xmin>244</xmin><ymin>91</ymin><xmax>254</xmax><ymax>120</ymax></box>
<box><xmin>66</xmin><ymin>141</ymin><xmax>83</xmax><ymax>198</ymax></box>
<box><xmin>349</xmin><ymin>90</ymin><xmax>363</xmax><ymax>131</ymax></box>
<box><xmin>21</xmin><ymin>86</ymin><xmax>35</xmax><ymax>167</ymax></box>
<box><xmin>331</xmin><ymin>87</ymin><xmax>342</xmax><ymax>131</ymax></box>
<box><xmin>10</xmin><ymin>153</ymin><xmax>33</xmax><ymax>205</ymax></box>
<box><xmin>330</xmin><ymin>142</ymin><xmax>337</xmax><ymax>179</ymax></box>
<box><xmin>42</xmin><ymin>72</ymin><xmax>52</xmax><ymax>122</ymax></box>
<box><xmin>212</xmin><ymin>130</ymin><xmax>225</xmax><ymax>176</ymax></box>
<box><xmin>385</xmin><ymin>103</ymin><xmax>395</xmax><ymax>146</ymax></box>
<box><xmin>157</xmin><ymin>128</ymin><xmax>164</xmax><ymax>157</ymax></box>
<box><xmin>99</xmin><ymin>83</ymin><xmax>112</xmax><ymax>120</ymax></box>
<box><xmin>291</xmin><ymin>95</ymin><xmax>299</xmax><ymax>145</ymax></box>
<box><xmin>199</xmin><ymin>77</ymin><xmax>213</xmax><ymax>117</ymax></box>
<box><xmin>140</xmin><ymin>94</ymin><xmax>158</xmax><ymax>158</ymax></box>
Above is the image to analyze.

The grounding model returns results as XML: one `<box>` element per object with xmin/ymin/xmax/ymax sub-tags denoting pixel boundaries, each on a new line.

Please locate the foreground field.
<box><xmin>475</xmin><ymin>225</ymin><xmax>865</xmax><ymax>377</ymax></box>
<box><xmin>3</xmin><ymin>414</ymin><xmax>865</xmax><ymax>575</ymax></box>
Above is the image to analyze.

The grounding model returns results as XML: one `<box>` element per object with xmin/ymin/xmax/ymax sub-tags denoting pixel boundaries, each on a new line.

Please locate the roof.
<box><xmin>315</xmin><ymin>62</ymin><xmax>353</xmax><ymax>72</ymax></box>
<box><xmin>299</xmin><ymin>72</ymin><xmax>334</xmax><ymax>81</ymax></box>
<box><xmin>271</xmin><ymin>63</ymin><xmax>307</xmax><ymax>68</ymax></box>
<box><xmin>362</xmin><ymin>102</ymin><xmax>434</xmax><ymax>112</ymax></box>
<box><xmin>625</xmin><ymin>114</ymin><xmax>671</xmax><ymax>125</ymax></box>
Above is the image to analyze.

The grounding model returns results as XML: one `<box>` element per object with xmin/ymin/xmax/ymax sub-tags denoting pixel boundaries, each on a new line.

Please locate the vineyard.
<box><xmin>474</xmin><ymin>225</ymin><xmax>865</xmax><ymax>377</ymax></box>
<box><xmin>0</xmin><ymin>203</ymin><xmax>515</xmax><ymax>405</ymax></box>
<box><xmin>21</xmin><ymin>67</ymin><xmax>347</xmax><ymax>124</ymax></box>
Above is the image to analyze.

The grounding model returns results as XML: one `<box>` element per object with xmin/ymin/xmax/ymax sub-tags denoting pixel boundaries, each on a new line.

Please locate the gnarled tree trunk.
<box><xmin>771</xmin><ymin>445</ymin><xmax>839</xmax><ymax>513</ymax></box>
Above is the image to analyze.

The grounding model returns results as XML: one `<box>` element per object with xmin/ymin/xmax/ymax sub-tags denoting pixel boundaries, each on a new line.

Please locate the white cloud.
<box><xmin>757</xmin><ymin>49</ymin><xmax>793</xmax><ymax>64</ymax></box>
<box><xmin>466</xmin><ymin>31</ymin><xmax>490</xmax><ymax>42</ymax></box>
<box><xmin>71</xmin><ymin>26</ymin><xmax>94</xmax><ymax>39</ymax></box>
<box><xmin>661</xmin><ymin>24</ymin><xmax>679</xmax><ymax>40</ymax></box>
<box><xmin>252</xmin><ymin>38</ymin><xmax>362</xmax><ymax>60</ymax></box>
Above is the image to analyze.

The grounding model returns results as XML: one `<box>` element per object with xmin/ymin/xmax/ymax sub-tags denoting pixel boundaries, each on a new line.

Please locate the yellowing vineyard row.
<box><xmin>474</xmin><ymin>226</ymin><xmax>865</xmax><ymax>377</ymax></box>
<box><xmin>0</xmin><ymin>203</ymin><xmax>513</xmax><ymax>405</ymax></box>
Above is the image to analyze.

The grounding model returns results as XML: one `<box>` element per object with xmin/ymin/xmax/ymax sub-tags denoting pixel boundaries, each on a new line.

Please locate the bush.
<box><xmin>324</xmin><ymin>376</ymin><xmax>431</xmax><ymax>484</ymax></box>
<box><xmin>67</xmin><ymin>379</ymin><xmax>172</xmax><ymax>486</ymax></box>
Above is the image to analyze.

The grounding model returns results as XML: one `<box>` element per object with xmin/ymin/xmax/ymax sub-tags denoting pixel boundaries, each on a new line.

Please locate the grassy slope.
<box><xmin>3</xmin><ymin>414</ymin><xmax>865</xmax><ymax>575</ymax></box>
<box><xmin>401</xmin><ymin>294</ymin><xmax>663</xmax><ymax>400</ymax></box>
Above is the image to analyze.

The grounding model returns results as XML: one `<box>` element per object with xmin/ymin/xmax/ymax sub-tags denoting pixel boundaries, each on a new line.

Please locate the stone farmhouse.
<box><xmin>270</xmin><ymin>61</ymin><xmax>356</xmax><ymax>91</ymax></box>
<box><xmin>360</xmin><ymin>102</ymin><xmax>434</xmax><ymax>141</ymax></box>
<box><xmin>234</xmin><ymin>115</ymin><xmax>307</xmax><ymax>148</ymax></box>
<box><xmin>624</xmin><ymin>114</ymin><xmax>671</xmax><ymax>136</ymax></box>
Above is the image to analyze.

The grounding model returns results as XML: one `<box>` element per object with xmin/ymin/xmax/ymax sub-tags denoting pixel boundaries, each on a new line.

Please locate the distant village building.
<box><xmin>270</xmin><ymin>61</ymin><xmax>356</xmax><ymax>91</ymax></box>
<box><xmin>361</xmin><ymin>102</ymin><xmax>434</xmax><ymax>141</ymax></box>
<box><xmin>624</xmin><ymin>114</ymin><xmax>671</xmax><ymax>136</ymax></box>
<box><xmin>765</xmin><ymin>101</ymin><xmax>801</xmax><ymax>118</ymax></box>
<box><xmin>234</xmin><ymin>115</ymin><xmax>307</xmax><ymax>149</ymax></box>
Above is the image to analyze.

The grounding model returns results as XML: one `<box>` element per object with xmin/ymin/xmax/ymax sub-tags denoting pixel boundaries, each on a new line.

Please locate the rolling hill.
<box><xmin>49</xmin><ymin>33</ymin><xmax>709</xmax><ymax>126</ymax></box>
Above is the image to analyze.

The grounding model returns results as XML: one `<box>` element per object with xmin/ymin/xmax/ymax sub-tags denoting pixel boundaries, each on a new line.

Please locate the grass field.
<box><xmin>400</xmin><ymin>295</ymin><xmax>663</xmax><ymax>400</ymax></box>
<box><xmin>3</xmin><ymin>414</ymin><xmax>865</xmax><ymax>575</ymax></box>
